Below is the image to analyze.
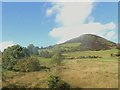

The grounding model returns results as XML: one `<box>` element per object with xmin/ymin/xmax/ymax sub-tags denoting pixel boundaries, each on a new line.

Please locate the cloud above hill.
<box><xmin>47</xmin><ymin>2</ymin><xmax>117</xmax><ymax>43</ymax></box>
<box><xmin>0</xmin><ymin>41</ymin><xmax>14</xmax><ymax>52</ymax></box>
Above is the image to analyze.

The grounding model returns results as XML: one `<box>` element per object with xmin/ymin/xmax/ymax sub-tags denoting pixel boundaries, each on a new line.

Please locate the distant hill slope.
<box><xmin>44</xmin><ymin>34</ymin><xmax>117</xmax><ymax>52</ymax></box>
<box><xmin>61</xmin><ymin>34</ymin><xmax>117</xmax><ymax>51</ymax></box>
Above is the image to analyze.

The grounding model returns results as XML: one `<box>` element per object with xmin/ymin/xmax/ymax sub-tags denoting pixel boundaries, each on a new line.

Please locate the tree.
<box><xmin>40</xmin><ymin>46</ymin><xmax>44</xmax><ymax>49</ymax></box>
<box><xmin>52</xmin><ymin>53</ymin><xmax>63</xmax><ymax>66</ymax></box>
<box><xmin>27</xmin><ymin>44</ymin><xmax>39</xmax><ymax>55</ymax></box>
<box><xmin>51</xmin><ymin>46</ymin><xmax>64</xmax><ymax>76</ymax></box>
<box><xmin>2</xmin><ymin>45</ymin><xmax>29</xmax><ymax>70</ymax></box>
<box><xmin>52</xmin><ymin>45</ymin><xmax>63</xmax><ymax>65</ymax></box>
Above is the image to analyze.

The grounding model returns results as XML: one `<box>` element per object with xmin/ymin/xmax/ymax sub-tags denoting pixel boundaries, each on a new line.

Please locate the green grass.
<box><xmin>38</xmin><ymin>57</ymin><xmax>52</xmax><ymax>66</ymax></box>
<box><xmin>63</xmin><ymin>49</ymin><xmax>118</xmax><ymax>59</ymax></box>
<box><xmin>60</xmin><ymin>43</ymin><xmax>80</xmax><ymax>47</ymax></box>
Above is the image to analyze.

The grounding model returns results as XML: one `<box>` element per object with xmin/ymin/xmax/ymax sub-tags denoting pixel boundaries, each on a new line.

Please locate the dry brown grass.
<box><xmin>3</xmin><ymin>71</ymin><xmax>48</xmax><ymax>88</ymax></box>
<box><xmin>2</xmin><ymin>59</ymin><xmax>118</xmax><ymax>88</ymax></box>
<box><xmin>60</xmin><ymin>59</ymin><xmax>118</xmax><ymax>88</ymax></box>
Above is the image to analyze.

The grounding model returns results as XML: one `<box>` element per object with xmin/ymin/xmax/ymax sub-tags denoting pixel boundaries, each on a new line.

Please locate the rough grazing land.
<box><xmin>2</xmin><ymin>49</ymin><xmax>118</xmax><ymax>88</ymax></box>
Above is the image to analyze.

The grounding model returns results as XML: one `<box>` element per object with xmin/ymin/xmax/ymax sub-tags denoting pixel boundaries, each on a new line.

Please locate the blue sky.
<box><xmin>2</xmin><ymin>2</ymin><xmax>58</xmax><ymax>47</ymax></box>
<box><xmin>2</xmin><ymin>2</ymin><xmax>118</xmax><ymax>49</ymax></box>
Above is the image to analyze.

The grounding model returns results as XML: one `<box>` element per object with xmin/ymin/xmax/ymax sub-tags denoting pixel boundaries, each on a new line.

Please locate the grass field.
<box><xmin>61</xmin><ymin>59</ymin><xmax>118</xmax><ymax>88</ymax></box>
<box><xmin>2</xmin><ymin>49</ymin><xmax>118</xmax><ymax>88</ymax></box>
<box><xmin>60</xmin><ymin>43</ymin><xmax>80</xmax><ymax>47</ymax></box>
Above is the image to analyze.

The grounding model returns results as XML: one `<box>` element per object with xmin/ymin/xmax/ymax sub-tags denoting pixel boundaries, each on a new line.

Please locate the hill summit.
<box><xmin>62</xmin><ymin>34</ymin><xmax>116</xmax><ymax>51</ymax></box>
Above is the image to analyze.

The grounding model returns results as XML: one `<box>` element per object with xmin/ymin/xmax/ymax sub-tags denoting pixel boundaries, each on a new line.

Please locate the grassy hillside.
<box><xmin>64</xmin><ymin>34</ymin><xmax>116</xmax><ymax>51</ymax></box>
<box><xmin>60</xmin><ymin>43</ymin><xmax>80</xmax><ymax>52</ymax></box>
<box><xmin>2</xmin><ymin>49</ymin><xmax>118</xmax><ymax>88</ymax></box>
<box><xmin>63</xmin><ymin>49</ymin><xmax>118</xmax><ymax>59</ymax></box>
<box><xmin>44</xmin><ymin>34</ymin><xmax>117</xmax><ymax>52</ymax></box>
<box><xmin>45</xmin><ymin>34</ymin><xmax>117</xmax><ymax>52</ymax></box>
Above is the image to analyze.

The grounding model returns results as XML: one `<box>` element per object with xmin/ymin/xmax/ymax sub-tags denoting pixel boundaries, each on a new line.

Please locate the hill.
<box><xmin>59</xmin><ymin>34</ymin><xmax>116</xmax><ymax>51</ymax></box>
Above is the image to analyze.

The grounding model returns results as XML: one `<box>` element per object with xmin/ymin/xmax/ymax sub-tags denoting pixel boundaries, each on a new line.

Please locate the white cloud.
<box><xmin>87</xmin><ymin>16</ymin><xmax>95</xmax><ymax>23</ymax></box>
<box><xmin>46</xmin><ymin>9</ymin><xmax>53</xmax><ymax>16</ymax></box>
<box><xmin>46</xmin><ymin>3</ymin><xmax>61</xmax><ymax>16</ymax></box>
<box><xmin>55</xmin><ymin>2</ymin><xmax>94</xmax><ymax>26</ymax></box>
<box><xmin>0</xmin><ymin>41</ymin><xmax>14</xmax><ymax>52</ymax></box>
<box><xmin>105</xmin><ymin>31</ymin><xmax>117</xmax><ymax>41</ymax></box>
<box><xmin>49</xmin><ymin>22</ymin><xmax>116</xmax><ymax>43</ymax></box>
<box><xmin>47</xmin><ymin>2</ymin><xmax>117</xmax><ymax>44</ymax></box>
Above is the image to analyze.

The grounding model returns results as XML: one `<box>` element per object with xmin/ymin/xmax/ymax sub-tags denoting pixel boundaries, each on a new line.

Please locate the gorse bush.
<box><xmin>47</xmin><ymin>75</ymin><xmax>70</xmax><ymax>89</ymax></box>
<box><xmin>13</xmin><ymin>57</ymin><xmax>41</xmax><ymax>72</ymax></box>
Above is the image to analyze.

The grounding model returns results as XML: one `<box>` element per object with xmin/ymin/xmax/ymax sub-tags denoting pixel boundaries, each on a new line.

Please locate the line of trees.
<box><xmin>2</xmin><ymin>44</ymin><xmax>40</xmax><ymax>71</ymax></box>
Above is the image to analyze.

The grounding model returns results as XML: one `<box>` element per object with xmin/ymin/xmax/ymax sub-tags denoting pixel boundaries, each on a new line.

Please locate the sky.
<box><xmin>1</xmin><ymin>1</ymin><xmax>118</xmax><ymax>51</ymax></box>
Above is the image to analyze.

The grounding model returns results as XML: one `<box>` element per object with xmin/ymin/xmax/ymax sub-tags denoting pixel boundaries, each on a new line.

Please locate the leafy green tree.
<box><xmin>27</xmin><ymin>44</ymin><xmax>39</xmax><ymax>55</ymax></box>
<box><xmin>13</xmin><ymin>57</ymin><xmax>40</xmax><ymax>72</ymax></box>
<box><xmin>2</xmin><ymin>45</ymin><xmax>29</xmax><ymax>70</ymax></box>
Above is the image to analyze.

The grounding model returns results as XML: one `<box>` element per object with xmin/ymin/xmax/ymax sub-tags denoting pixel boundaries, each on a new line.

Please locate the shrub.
<box><xmin>13</xmin><ymin>57</ymin><xmax>40</xmax><ymax>72</ymax></box>
<box><xmin>2</xmin><ymin>45</ymin><xmax>29</xmax><ymax>70</ymax></box>
<box><xmin>47</xmin><ymin>75</ymin><xmax>70</xmax><ymax>89</ymax></box>
<box><xmin>39</xmin><ymin>50</ymin><xmax>52</xmax><ymax>58</ymax></box>
<box><xmin>111</xmin><ymin>53</ymin><xmax>120</xmax><ymax>57</ymax></box>
<box><xmin>52</xmin><ymin>52</ymin><xmax>63</xmax><ymax>66</ymax></box>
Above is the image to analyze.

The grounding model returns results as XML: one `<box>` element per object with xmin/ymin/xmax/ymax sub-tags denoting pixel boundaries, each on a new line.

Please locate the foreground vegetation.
<box><xmin>2</xmin><ymin>44</ymin><xmax>118</xmax><ymax>88</ymax></box>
